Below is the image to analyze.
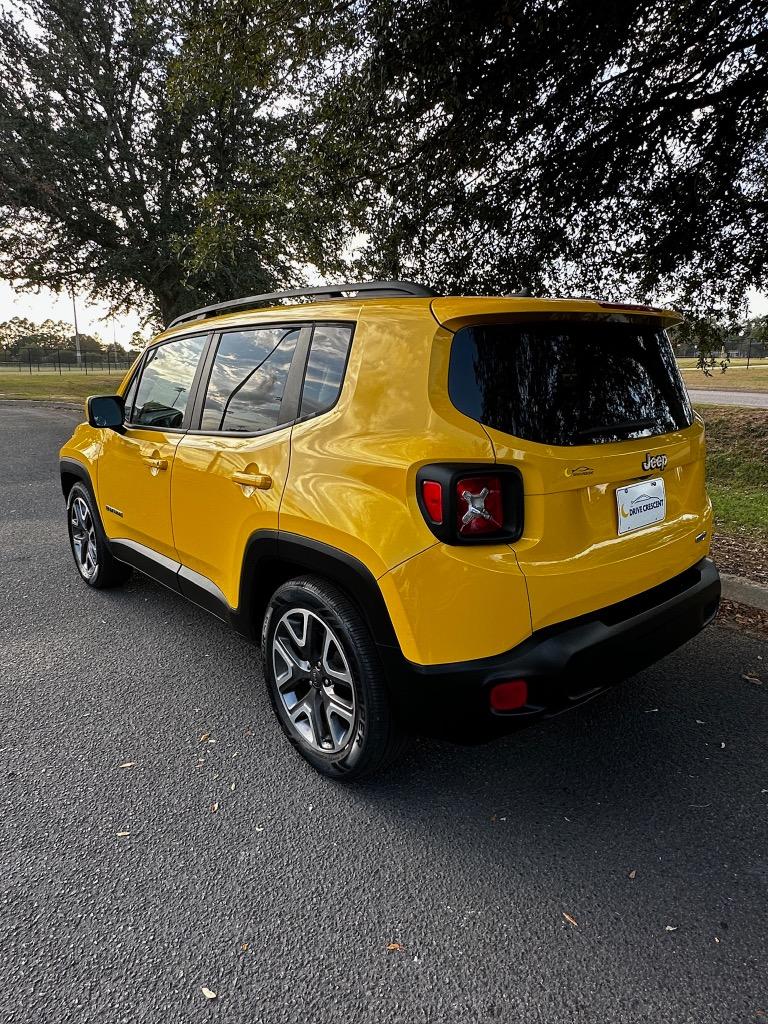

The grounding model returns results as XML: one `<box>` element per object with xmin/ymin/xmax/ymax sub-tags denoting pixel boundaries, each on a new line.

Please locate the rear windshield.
<box><xmin>448</xmin><ymin>321</ymin><xmax>693</xmax><ymax>446</ymax></box>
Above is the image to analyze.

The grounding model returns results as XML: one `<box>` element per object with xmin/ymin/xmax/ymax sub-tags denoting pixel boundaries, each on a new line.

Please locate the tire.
<box><xmin>262</xmin><ymin>575</ymin><xmax>407</xmax><ymax>781</ymax></box>
<box><xmin>66</xmin><ymin>482</ymin><xmax>132</xmax><ymax>589</ymax></box>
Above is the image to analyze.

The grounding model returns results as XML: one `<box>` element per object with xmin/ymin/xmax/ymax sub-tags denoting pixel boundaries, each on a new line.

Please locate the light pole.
<box><xmin>70</xmin><ymin>285</ymin><xmax>82</xmax><ymax>366</ymax></box>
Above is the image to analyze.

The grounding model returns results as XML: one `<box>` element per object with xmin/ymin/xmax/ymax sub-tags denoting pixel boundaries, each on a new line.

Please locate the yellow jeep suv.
<box><xmin>60</xmin><ymin>281</ymin><xmax>720</xmax><ymax>779</ymax></box>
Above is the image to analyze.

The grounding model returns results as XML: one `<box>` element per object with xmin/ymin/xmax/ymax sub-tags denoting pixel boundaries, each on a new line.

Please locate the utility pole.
<box><xmin>70</xmin><ymin>285</ymin><xmax>82</xmax><ymax>366</ymax></box>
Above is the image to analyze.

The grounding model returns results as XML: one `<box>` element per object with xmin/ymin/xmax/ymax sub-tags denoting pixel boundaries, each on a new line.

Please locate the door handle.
<box><xmin>232</xmin><ymin>470</ymin><xmax>272</xmax><ymax>491</ymax></box>
<box><xmin>142</xmin><ymin>455</ymin><xmax>168</xmax><ymax>473</ymax></box>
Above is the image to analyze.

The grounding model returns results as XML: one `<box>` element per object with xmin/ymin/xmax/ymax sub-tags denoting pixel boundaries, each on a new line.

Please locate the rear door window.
<box><xmin>448</xmin><ymin>321</ymin><xmax>693</xmax><ymax>445</ymax></box>
<box><xmin>132</xmin><ymin>335</ymin><xmax>207</xmax><ymax>429</ymax></box>
<box><xmin>200</xmin><ymin>326</ymin><xmax>300</xmax><ymax>433</ymax></box>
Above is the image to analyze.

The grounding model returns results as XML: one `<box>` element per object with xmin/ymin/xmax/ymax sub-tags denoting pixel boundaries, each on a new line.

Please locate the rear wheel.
<box><xmin>262</xmin><ymin>576</ymin><xmax>406</xmax><ymax>780</ymax></box>
<box><xmin>66</xmin><ymin>482</ymin><xmax>132</xmax><ymax>589</ymax></box>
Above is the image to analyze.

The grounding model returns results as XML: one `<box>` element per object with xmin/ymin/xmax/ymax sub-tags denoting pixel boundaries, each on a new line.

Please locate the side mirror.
<box><xmin>86</xmin><ymin>394</ymin><xmax>125</xmax><ymax>430</ymax></box>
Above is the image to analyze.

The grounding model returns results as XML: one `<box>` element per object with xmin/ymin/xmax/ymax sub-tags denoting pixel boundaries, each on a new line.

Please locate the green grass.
<box><xmin>699</xmin><ymin>405</ymin><xmax>768</xmax><ymax>538</ymax></box>
<box><xmin>681</xmin><ymin>365</ymin><xmax>768</xmax><ymax>392</ymax></box>
<box><xmin>0</xmin><ymin>371</ymin><xmax>121</xmax><ymax>402</ymax></box>
<box><xmin>677</xmin><ymin>356</ymin><xmax>768</xmax><ymax>368</ymax></box>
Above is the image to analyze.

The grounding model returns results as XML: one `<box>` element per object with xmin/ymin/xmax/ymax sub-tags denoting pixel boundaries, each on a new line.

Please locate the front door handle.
<box><xmin>142</xmin><ymin>454</ymin><xmax>168</xmax><ymax>475</ymax></box>
<box><xmin>232</xmin><ymin>470</ymin><xmax>272</xmax><ymax>492</ymax></box>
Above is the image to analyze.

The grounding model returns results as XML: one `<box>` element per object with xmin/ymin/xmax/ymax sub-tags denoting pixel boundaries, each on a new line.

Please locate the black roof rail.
<box><xmin>167</xmin><ymin>280</ymin><xmax>438</xmax><ymax>330</ymax></box>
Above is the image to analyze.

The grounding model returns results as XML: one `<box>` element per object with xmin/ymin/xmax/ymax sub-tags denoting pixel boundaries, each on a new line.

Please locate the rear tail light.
<box><xmin>456</xmin><ymin>475</ymin><xmax>503</xmax><ymax>537</ymax></box>
<box><xmin>489</xmin><ymin>679</ymin><xmax>528</xmax><ymax>711</ymax></box>
<box><xmin>416</xmin><ymin>464</ymin><xmax>524</xmax><ymax>545</ymax></box>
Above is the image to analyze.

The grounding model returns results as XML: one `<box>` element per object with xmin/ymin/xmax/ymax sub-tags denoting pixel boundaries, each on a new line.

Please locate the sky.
<box><xmin>1</xmin><ymin>279</ymin><xmax>766</xmax><ymax>343</ymax></box>
<box><xmin>0</xmin><ymin>280</ymin><xmax>146</xmax><ymax>344</ymax></box>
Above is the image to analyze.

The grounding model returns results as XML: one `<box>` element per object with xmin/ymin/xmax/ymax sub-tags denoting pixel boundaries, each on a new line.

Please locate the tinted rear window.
<box><xmin>449</xmin><ymin>322</ymin><xmax>693</xmax><ymax>446</ymax></box>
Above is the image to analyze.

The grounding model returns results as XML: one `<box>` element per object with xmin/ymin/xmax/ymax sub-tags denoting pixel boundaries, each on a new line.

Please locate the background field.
<box><xmin>681</xmin><ymin>365</ymin><xmax>768</xmax><ymax>392</ymax></box>
<box><xmin>0</xmin><ymin>371</ymin><xmax>117</xmax><ymax>402</ymax></box>
<box><xmin>698</xmin><ymin>405</ymin><xmax>768</xmax><ymax>541</ymax></box>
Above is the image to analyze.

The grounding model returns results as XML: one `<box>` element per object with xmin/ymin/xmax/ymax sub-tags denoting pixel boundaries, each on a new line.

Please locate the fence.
<box><xmin>0</xmin><ymin>350</ymin><xmax>134</xmax><ymax>375</ymax></box>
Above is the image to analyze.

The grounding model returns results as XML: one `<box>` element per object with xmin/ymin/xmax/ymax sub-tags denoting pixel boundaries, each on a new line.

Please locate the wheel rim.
<box><xmin>70</xmin><ymin>496</ymin><xmax>98</xmax><ymax>580</ymax></box>
<box><xmin>272</xmin><ymin>608</ymin><xmax>357</xmax><ymax>753</ymax></box>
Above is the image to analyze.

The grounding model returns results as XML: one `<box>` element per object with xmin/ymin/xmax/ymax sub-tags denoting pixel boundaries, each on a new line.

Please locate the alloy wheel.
<box><xmin>272</xmin><ymin>608</ymin><xmax>357</xmax><ymax>752</ymax></box>
<box><xmin>70</xmin><ymin>496</ymin><xmax>98</xmax><ymax>580</ymax></box>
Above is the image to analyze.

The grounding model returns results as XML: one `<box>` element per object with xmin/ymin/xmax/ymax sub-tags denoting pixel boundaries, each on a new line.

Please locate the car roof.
<box><xmin>150</xmin><ymin>294</ymin><xmax>682</xmax><ymax>348</ymax></box>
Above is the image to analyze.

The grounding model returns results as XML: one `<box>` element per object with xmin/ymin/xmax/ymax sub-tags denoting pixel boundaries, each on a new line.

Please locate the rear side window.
<box><xmin>132</xmin><ymin>335</ymin><xmax>206</xmax><ymax>429</ymax></box>
<box><xmin>201</xmin><ymin>326</ymin><xmax>299</xmax><ymax>433</ymax></box>
<box><xmin>448</xmin><ymin>321</ymin><xmax>693</xmax><ymax>446</ymax></box>
<box><xmin>300</xmin><ymin>324</ymin><xmax>353</xmax><ymax>418</ymax></box>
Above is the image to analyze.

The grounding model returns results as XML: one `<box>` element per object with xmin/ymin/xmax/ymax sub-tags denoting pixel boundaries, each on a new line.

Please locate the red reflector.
<box><xmin>421</xmin><ymin>480</ymin><xmax>443</xmax><ymax>524</ymax></box>
<box><xmin>456</xmin><ymin>475</ymin><xmax>503</xmax><ymax>536</ymax></box>
<box><xmin>489</xmin><ymin>679</ymin><xmax>528</xmax><ymax>711</ymax></box>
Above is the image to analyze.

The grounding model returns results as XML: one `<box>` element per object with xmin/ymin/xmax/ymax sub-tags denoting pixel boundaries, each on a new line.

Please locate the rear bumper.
<box><xmin>380</xmin><ymin>557</ymin><xmax>721</xmax><ymax>739</ymax></box>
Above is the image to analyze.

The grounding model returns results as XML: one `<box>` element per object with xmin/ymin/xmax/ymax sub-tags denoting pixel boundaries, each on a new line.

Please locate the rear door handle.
<box><xmin>232</xmin><ymin>470</ymin><xmax>272</xmax><ymax>491</ymax></box>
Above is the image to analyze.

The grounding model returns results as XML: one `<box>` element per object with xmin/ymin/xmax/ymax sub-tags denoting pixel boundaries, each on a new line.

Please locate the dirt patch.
<box><xmin>712</xmin><ymin>531</ymin><xmax>768</xmax><ymax>587</ymax></box>
<box><xmin>716</xmin><ymin>598</ymin><xmax>768</xmax><ymax>641</ymax></box>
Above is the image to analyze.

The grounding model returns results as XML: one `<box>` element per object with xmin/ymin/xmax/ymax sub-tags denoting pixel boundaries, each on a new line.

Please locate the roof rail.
<box><xmin>167</xmin><ymin>280</ymin><xmax>438</xmax><ymax>330</ymax></box>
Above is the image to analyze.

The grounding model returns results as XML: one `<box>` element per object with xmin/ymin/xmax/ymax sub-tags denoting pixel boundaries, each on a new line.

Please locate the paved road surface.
<box><xmin>1</xmin><ymin>402</ymin><xmax>766</xmax><ymax>1024</ymax></box>
<box><xmin>687</xmin><ymin>388</ymin><xmax>768</xmax><ymax>408</ymax></box>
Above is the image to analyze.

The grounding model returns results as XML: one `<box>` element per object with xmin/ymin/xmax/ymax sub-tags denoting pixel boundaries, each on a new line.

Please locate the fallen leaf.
<box><xmin>198</xmin><ymin>732</ymin><xmax>210</xmax><ymax>743</ymax></box>
<box><xmin>119</xmin><ymin>762</ymin><xmax>136</xmax><ymax>769</ymax></box>
<box><xmin>116</xmin><ymin>831</ymin><xmax>130</xmax><ymax>837</ymax></box>
<box><xmin>387</xmin><ymin>942</ymin><xmax>405</xmax><ymax>952</ymax></box>
<box><xmin>201</xmin><ymin>987</ymin><xmax>217</xmax><ymax>1000</ymax></box>
<box><xmin>628</xmin><ymin>869</ymin><xmax>637</xmax><ymax>880</ymax></box>
<box><xmin>665</xmin><ymin>925</ymin><xmax>678</xmax><ymax>932</ymax></box>
<box><xmin>241</xmin><ymin>943</ymin><xmax>249</xmax><ymax>952</ymax></box>
<box><xmin>742</xmin><ymin>673</ymin><xmax>762</xmax><ymax>685</ymax></box>
<box><xmin>211</xmin><ymin>802</ymin><xmax>219</xmax><ymax>814</ymax></box>
<box><xmin>563</xmin><ymin>913</ymin><xmax>578</xmax><ymax>928</ymax></box>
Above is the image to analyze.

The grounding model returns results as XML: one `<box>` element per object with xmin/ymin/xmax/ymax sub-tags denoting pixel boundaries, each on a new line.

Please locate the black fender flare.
<box><xmin>234</xmin><ymin>530</ymin><xmax>401</xmax><ymax>651</ymax></box>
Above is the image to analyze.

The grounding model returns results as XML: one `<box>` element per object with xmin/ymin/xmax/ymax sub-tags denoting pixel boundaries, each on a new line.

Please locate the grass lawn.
<box><xmin>682</xmin><ymin>365</ymin><xmax>768</xmax><ymax>392</ymax></box>
<box><xmin>677</xmin><ymin>356</ymin><xmax>768</xmax><ymax>368</ymax></box>
<box><xmin>698</xmin><ymin>405</ymin><xmax>768</xmax><ymax>538</ymax></box>
<box><xmin>0</xmin><ymin>371</ymin><xmax>122</xmax><ymax>403</ymax></box>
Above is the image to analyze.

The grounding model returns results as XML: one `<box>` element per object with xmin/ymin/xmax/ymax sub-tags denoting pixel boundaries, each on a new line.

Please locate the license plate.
<box><xmin>616</xmin><ymin>478</ymin><xmax>666</xmax><ymax>535</ymax></box>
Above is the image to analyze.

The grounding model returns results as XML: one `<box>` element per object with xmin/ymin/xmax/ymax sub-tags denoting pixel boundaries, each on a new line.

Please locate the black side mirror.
<box><xmin>86</xmin><ymin>394</ymin><xmax>125</xmax><ymax>430</ymax></box>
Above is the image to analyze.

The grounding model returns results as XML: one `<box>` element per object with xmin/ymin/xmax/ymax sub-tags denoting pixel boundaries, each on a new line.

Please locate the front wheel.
<box><xmin>66</xmin><ymin>482</ymin><xmax>132</xmax><ymax>589</ymax></box>
<box><xmin>262</xmin><ymin>576</ymin><xmax>406</xmax><ymax>781</ymax></box>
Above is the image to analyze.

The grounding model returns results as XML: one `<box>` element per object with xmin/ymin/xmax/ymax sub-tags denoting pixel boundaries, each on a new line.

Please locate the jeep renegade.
<box><xmin>60</xmin><ymin>281</ymin><xmax>721</xmax><ymax>779</ymax></box>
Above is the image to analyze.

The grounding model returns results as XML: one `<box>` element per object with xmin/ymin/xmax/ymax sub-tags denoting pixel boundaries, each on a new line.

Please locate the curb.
<box><xmin>720</xmin><ymin>574</ymin><xmax>768</xmax><ymax>613</ymax></box>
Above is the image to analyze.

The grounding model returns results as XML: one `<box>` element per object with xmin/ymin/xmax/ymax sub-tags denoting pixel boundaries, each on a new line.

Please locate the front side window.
<box><xmin>132</xmin><ymin>335</ymin><xmax>206</xmax><ymax>429</ymax></box>
<box><xmin>201</xmin><ymin>326</ymin><xmax>300</xmax><ymax>433</ymax></box>
<box><xmin>299</xmin><ymin>324</ymin><xmax>353</xmax><ymax>418</ymax></box>
<box><xmin>449</xmin><ymin>321</ymin><xmax>693</xmax><ymax>446</ymax></box>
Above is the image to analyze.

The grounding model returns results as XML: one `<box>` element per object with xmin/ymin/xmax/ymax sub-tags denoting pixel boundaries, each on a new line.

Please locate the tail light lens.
<box><xmin>416</xmin><ymin>464</ymin><xmax>524</xmax><ymax>545</ymax></box>
<box><xmin>421</xmin><ymin>480</ymin><xmax>444</xmax><ymax>524</ymax></box>
<box><xmin>456</xmin><ymin>476</ymin><xmax>503</xmax><ymax>537</ymax></box>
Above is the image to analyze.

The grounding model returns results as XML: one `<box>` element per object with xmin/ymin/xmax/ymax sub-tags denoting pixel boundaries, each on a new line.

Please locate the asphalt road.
<box><xmin>2</xmin><ymin>402</ymin><xmax>767</xmax><ymax>1024</ymax></box>
<box><xmin>687</xmin><ymin>388</ymin><xmax>768</xmax><ymax>408</ymax></box>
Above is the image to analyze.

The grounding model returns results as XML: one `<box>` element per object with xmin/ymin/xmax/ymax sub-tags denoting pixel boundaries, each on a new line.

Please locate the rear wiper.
<box><xmin>576</xmin><ymin>417</ymin><xmax>659</xmax><ymax>438</ymax></box>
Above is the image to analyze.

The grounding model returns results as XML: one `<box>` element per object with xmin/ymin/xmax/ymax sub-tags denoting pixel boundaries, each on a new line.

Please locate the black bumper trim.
<box><xmin>380</xmin><ymin>557</ymin><xmax>721</xmax><ymax>739</ymax></box>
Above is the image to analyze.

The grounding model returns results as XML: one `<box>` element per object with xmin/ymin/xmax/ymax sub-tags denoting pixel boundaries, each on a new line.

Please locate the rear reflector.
<box><xmin>489</xmin><ymin>679</ymin><xmax>528</xmax><ymax>711</ymax></box>
<box><xmin>421</xmin><ymin>480</ymin><xmax>443</xmax><ymax>523</ymax></box>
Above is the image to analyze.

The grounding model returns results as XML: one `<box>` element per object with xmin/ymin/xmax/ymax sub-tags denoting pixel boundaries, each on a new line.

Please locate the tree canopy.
<box><xmin>311</xmin><ymin>0</ymin><xmax>768</xmax><ymax>317</ymax></box>
<box><xmin>0</xmin><ymin>0</ymin><xmax>348</xmax><ymax>326</ymax></box>
<box><xmin>1</xmin><ymin>0</ymin><xmax>767</xmax><ymax>332</ymax></box>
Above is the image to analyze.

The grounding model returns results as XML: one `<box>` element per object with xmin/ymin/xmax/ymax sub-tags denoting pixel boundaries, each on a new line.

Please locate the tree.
<box><xmin>0</xmin><ymin>0</ymin><xmax>349</xmax><ymax>326</ymax></box>
<box><xmin>309</xmin><ymin>0</ymin><xmax>768</xmax><ymax>320</ymax></box>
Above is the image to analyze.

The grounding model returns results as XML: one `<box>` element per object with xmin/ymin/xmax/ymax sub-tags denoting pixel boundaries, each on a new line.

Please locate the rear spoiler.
<box><xmin>430</xmin><ymin>297</ymin><xmax>683</xmax><ymax>332</ymax></box>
